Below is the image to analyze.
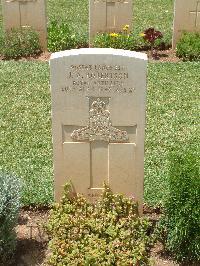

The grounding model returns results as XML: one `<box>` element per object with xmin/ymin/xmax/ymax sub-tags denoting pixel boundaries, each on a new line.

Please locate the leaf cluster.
<box><xmin>47</xmin><ymin>20</ymin><xmax>82</xmax><ymax>52</ymax></box>
<box><xmin>176</xmin><ymin>31</ymin><xmax>200</xmax><ymax>61</ymax></box>
<box><xmin>46</xmin><ymin>184</ymin><xmax>153</xmax><ymax>265</ymax></box>
<box><xmin>142</xmin><ymin>28</ymin><xmax>163</xmax><ymax>45</ymax></box>
<box><xmin>0</xmin><ymin>28</ymin><xmax>41</xmax><ymax>59</ymax></box>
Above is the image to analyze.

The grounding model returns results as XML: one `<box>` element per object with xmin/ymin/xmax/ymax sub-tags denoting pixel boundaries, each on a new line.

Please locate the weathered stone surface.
<box><xmin>89</xmin><ymin>0</ymin><xmax>133</xmax><ymax>41</ymax></box>
<box><xmin>2</xmin><ymin>0</ymin><xmax>47</xmax><ymax>49</ymax></box>
<box><xmin>50</xmin><ymin>48</ymin><xmax>147</xmax><ymax>214</ymax></box>
<box><xmin>173</xmin><ymin>0</ymin><xmax>200</xmax><ymax>48</ymax></box>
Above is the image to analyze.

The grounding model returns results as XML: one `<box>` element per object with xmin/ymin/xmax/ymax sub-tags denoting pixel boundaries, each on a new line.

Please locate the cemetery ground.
<box><xmin>0</xmin><ymin>61</ymin><xmax>199</xmax><ymax>265</ymax></box>
<box><xmin>12</xmin><ymin>207</ymin><xmax>177</xmax><ymax>266</ymax></box>
<box><xmin>0</xmin><ymin>0</ymin><xmax>199</xmax><ymax>265</ymax></box>
<box><xmin>0</xmin><ymin>0</ymin><xmax>183</xmax><ymax>207</ymax></box>
<box><xmin>0</xmin><ymin>61</ymin><xmax>198</xmax><ymax>206</ymax></box>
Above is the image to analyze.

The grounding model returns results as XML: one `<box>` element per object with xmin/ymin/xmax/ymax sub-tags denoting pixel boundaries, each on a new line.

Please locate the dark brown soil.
<box><xmin>147</xmin><ymin>48</ymin><xmax>181</xmax><ymax>63</ymax></box>
<box><xmin>8</xmin><ymin>207</ymin><xmax>181</xmax><ymax>266</ymax></box>
<box><xmin>12</xmin><ymin>208</ymin><xmax>49</xmax><ymax>266</ymax></box>
<box><xmin>18</xmin><ymin>52</ymin><xmax>51</xmax><ymax>62</ymax></box>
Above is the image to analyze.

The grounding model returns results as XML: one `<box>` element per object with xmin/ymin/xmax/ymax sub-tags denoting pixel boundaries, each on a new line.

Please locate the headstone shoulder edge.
<box><xmin>50</xmin><ymin>48</ymin><xmax>148</xmax><ymax>61</ymax></box>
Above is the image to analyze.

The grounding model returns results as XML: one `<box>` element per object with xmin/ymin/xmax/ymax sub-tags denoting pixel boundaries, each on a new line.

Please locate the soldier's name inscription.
<box><xmin>61</xmin><ymin>64</ymin><xmax>135</xmax><ymax>95</ymax></box>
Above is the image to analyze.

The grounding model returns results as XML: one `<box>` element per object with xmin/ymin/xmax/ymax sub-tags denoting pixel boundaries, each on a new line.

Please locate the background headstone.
<box><xmin>173</xmin><ymin>0</ymin><xmax>200</xmax><ymax>48</ymax></box>
<box><xmin>50</xmin><ymin>48</ymin><xmax>147</xmax><ymax>214</ymax></box>
<box><xmin>89</xmin><ymin>0</ymin><xmax>133</xmax><ymax>41</ymax></box>
<box><xmin>2</xmin><ymin>0</ymin><xmax>47</xmax><ymax>50</ymax></box>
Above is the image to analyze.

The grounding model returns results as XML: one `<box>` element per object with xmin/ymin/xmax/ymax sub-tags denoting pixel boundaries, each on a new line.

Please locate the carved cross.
<box><xmin>71</xmin><ymin>98</ymin><xmax>129</xmax><ymax>142</ymax></box>
<box><xmin>66</xmin><ymin>97</ymin><xmax>136</xmax><ymax>198</ymax></box>
<box><xmin>190</xmin><ymin>1</ymin><xmax>200</xmax><ymax>27</ymax></box>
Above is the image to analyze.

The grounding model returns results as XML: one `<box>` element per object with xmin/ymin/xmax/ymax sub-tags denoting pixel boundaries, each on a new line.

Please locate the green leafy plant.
<box><xmin>48</xmin><ymin>20</ymin><xmax>81</xmax><ymax>52</ymax></box>
<box><xmin>176</xmin><ymin>31</ymin><xmax>200</xmax><ymax>61</ymax></box>
<box><xmin>46</xmin><ymin>183</ymin><xmax>153</xmax><ymax>265</ymax></box>
<box><xmin>93</xmin><ymin>26</ymin><xmax>165</xmax><ymax>55</ymax></box>
<box><xmin>93</xmin><ymin>25</ymin><xmax>138</xmax><ymax>50</ymax></box>
<box><xmin>140</xmin><ymin>27</ymin><xmax>163</xmax><ymax>58</ymax></box>
<box><xmin>0</xmin><ymin>28</ymin><xmax>41</xmax><ymax>59</ymax></box>
<box><xmin>0</xmin><ymin>172</ymin><xmax>21</xmax><ymax>264</ymax></box>
<box><xmin>158</xmin><ymin>143</ymin><xmax>200</xmax><ymax>263</ymax></box>
<box><xmin>93</xmin><ymin>32</ymin><xmax>137</xmax><ymax>50</ymax></box>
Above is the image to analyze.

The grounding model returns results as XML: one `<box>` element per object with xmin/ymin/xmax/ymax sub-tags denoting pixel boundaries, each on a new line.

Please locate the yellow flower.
<box><xmin>109</xmin><ymin>32</ymin><xmax>119</xmax><ymax>37</ymax></box>
<box><xmin>123</xmin><ymin>24</ymin><xmax>130</xmax><ymax>31</ymax></box>
<box><xmin>140</xmin><ymin>32</ymin><xmax>146</xmax><ymax>37</ymax></box>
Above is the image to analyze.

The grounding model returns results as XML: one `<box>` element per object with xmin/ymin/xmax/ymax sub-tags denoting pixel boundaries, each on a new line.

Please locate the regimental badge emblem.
<box><xmin>71</xmin><ymin>98</ymin><xmax>129</xmax><ymax>142</ymax></box>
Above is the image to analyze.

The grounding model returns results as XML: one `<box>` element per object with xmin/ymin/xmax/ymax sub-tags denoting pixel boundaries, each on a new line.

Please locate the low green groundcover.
<box><xmin>46</xmin><ymin>184</ymin><xmax>153</xmax><ymax>265</ymax></box>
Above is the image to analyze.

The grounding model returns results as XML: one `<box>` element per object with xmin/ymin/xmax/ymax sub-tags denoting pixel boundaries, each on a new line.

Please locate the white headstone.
<box><xmin>2</xmin><ymin>0</ymin><xmax>47</xmax><ymax>50</ymax></box>
<box><xmin>173</xmin><ymin>0</ymin><xmax>200</xmax><ymax>48</ymax></box>
<box><xmin>50</xmin><ymin>48</ymin><xmax>147</xmax><ymax>214</ymax></box>
<box><xmin>89</xmin><ymin>0</ymin><xmax>133</xmax><ymax>41</ymax></box>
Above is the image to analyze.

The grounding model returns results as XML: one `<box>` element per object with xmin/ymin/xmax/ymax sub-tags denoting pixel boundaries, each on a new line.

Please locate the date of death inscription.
<box><xmin>60</xmin><ymin>64</ymin><xmax>135</xmax><ymax>95</ymax></box>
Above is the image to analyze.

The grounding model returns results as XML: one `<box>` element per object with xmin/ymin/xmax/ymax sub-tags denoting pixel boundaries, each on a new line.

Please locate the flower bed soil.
<box><xmin>9</xmin><ymin>207</ymin><xmax>179</xmax><ymax>266</ymax></box>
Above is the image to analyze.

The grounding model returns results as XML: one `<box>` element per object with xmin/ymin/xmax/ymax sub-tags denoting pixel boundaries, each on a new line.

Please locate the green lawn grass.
<box><xmin>0</xmin><ymin>62</ymin><xmax>52</xmax><ymax>205</ymax></box>
<box><xmin>0</xmin><ymin>61</ymin><xmax>198</xmax><ymax>206</ymax></box>
<box><xmin>0</xmin><ymin>0</ymin><xmax>174</xmax><ymax>45</ymax></box>
<box><xmin>146</xmin><ymin>62</ymin><xmax>199</xmax><ymax>205</ymax></box>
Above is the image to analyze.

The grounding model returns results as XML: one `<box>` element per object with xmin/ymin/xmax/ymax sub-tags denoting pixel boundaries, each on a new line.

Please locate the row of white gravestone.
<box><xmin>1</xmin><ymin>0</ymin><xmax>133</xmax><ymax>50</ymax></box>
<box><xmin>1</xmin><ymin>0</ymin><xmax>200</xmax><ymax>50</ymax></box>
<box><xmin>1</xmin><ymin>0</ymin><xmax>47</xmax><ymax>49</ymax></box>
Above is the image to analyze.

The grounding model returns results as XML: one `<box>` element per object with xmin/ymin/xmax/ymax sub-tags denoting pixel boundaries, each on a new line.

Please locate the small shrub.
<box><xmin>0</xmin><ymin>27</ymin><xmax>41</xmax><ymax>59</ymax></box>
<box><xmin>176</xmin><ymin>31</ymin><xmax>200</xmax><ymax>61</ymax></box>
<box><xmin>158</xmin><ymin>144</ymin><xmax>200</xmax><ymax>263</ymax></box>
<box><xmin>0</xmin><ymin>172</ymin><xmax>21</xmax><ymax>264</ymax></box>
<box><xmin>48</xmin><ymin>20</ymin><xmax>79</xmax><ymax>52</ymax></box>
<box><xmin>46</xmin><ymin>183</ymin><xmax>153</xmax><ymax>265</ymax></box>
